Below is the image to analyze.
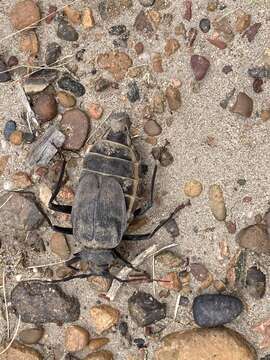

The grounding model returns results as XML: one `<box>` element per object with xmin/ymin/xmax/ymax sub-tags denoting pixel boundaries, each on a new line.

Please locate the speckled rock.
<box><xmin>90</xmin><ymin>305</ymin><xmax>120</xmax><ymax>334</ymax></box>
<box><xmin>134</xmin><ymin>10</ymin><xmax>154</xmax><ymax>37</ymax></box>
<box><xmin>9</xmin><ymin>0</ymin><xmax>41</xmax><ymax>30</ymax></box>
<box><xmin>236</xmin><ymin>224</ymin><xmax>270</xmax><ymax>255</ymax></box>
<box><xmin>58</xmin><ymin>75</ymin><xmax>86</xmax><ymax>97</ymax></box>
<box><xmin>65</xmin><ymin>325</ymin><xmax>90</xmax><ymax>352</ymax></box>
<box><xmin>57</xmin><ymin>20</ymin><xmax>79</xmax><ymax>41</ymax></box>
<box><xmin>4</xmin><ymin>120</ymin><xmax>16</xmax><ymax>140</ymax></box>
<box><xmin>45</xmin><ymin>42</ymin><xmax>62</xmax><ymax>65</ymax></box>
<box><xmin>98</xmin><ymin>0</ymin><xmax>133</xmax><ymax>21</ymax></box>
<box><xmin>97</xmin><ymin>51</ymin><xmax>132</xmax><ymax>80</ymax></box>
<box><xmin>61</xmin><ymin>109</ymin><xmax>90</xmax><ymax>150</ymax></box>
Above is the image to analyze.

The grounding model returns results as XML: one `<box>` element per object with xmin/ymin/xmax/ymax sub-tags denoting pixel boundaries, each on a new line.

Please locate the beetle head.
<box><xmin>109</xmin><ymin>112</ymin><xmax>131</xmax><ymax>133</ymax></box>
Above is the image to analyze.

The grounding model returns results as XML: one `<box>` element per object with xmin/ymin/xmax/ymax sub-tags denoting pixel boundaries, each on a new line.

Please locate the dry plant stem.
<box><xmin>2</xmin><ymin>269</ymin><xmax>10</xmax><ymax>339</ymax></box>
<box><xmin>174</xmin><ymin>293</ymin><xmax>182</xmax><ymax>321</ymax></box>
<box><xmin>0</xmin><ymin>194</ymin><xmax>13</xmax><ymax>210</ymax></box>
<box><xmin>28</xmin><ymin>259</ymin><xmax>69</xmax><ymax>269</ymax></box>
<box><xmin>0</xmin><ymin>316</ymin><xmax>21</xmax><ymax>355</ymax></box>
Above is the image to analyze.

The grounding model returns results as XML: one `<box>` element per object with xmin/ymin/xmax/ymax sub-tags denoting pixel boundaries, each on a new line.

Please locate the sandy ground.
<box><xmin>0</xmin><ymin>0</ymin><xmax>270</xmax><ymax>359</ymax></box>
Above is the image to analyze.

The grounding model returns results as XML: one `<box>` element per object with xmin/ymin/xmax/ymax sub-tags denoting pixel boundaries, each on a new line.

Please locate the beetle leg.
<box><xmin>112</xmin><ymin>249</ymin><xmax>144</xmax><ymax>273</ymax></box>
<box><xmin>52</xmin><ymin>225</ymin><xmax>73</xmax><ymax>234</ymax></box>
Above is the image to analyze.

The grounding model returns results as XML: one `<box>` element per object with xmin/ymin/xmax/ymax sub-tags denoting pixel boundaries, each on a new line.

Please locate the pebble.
<box><xmin>184</xmin><ymin>180</ymin><xmax>202</xmax><ymax>198</ymax></box>
<box><xmin>10</xmin><ymin>130</ymin><xmax>24</xmax><ymax>145</ymax></box>
<box><xmin>164</xmin><ymin>38</ymin><xmax>180</xmax><ymax>57</ymax></box>
<box><xmin>11</xmin><ymin>281</ymin><xmax>80</xmax><ymax>323</ymax></box>
<box><xmin>135</xmin><ymin>42</ymin><xmax>144</xmax><ymax>55</ymax></box>
<box><xmin>209</xmin><ymin>184</ymin><xmax>227</xmax><ymax>221</ymax></box>
<box><xmin>57</xmin><ymin>20</ymin><xmax>79</xmax><ymax>41</ymax></box>
<box><xmin>11</xmin><ymin>171</ymin><xmax>32</xmax><ymax>189</ymax></box>
<box><xmin>222</xmin><ymin>64</ymin><xmax>233</xmax><ymax>74</ymax></box>
<box><xmin>84</xmin><ymin>350</ymin><xmax>114</xmax><ymax>360</ymax></box>
<box><xmin>231</xmin><ymin>92</ymin><xmax>253</xmax><ymax>118</ymax></box>
<box><xmin>57</xmin><ymin>91</ymin><xmax>76</xmax><ymax>108</ymax></box>
<box><xmin>225</xmin><ymin>220</ymin><xmax>237</xmax><ymax>234</ymax></box>
<box><xmin>87</xmin><ymin>103</ymin><xmax>104</xmax><ymax>120</ymax></box>
<box><xmin>19</xmin><ymin>328</ymin><xmax>44</xmax><ymax>345</ymax></box>
<box><xmin>144</xmin><ymin>120</ymin><xmax>162</xmax><ymax>136</ymax></box>
<box><xmin>199</xmin><ymin>18</ymin><xmax>211</xmax><ymax>33</ymax></box>
<box><xmin>190</xmin><ymin>55</ymin><xmax>210</xmax><ymax>81</ymax></box>
<box><xmin>23</xmin><ymin>132</ymin><xmax>36</xmax><ymax>143</ymax></box>
<box><xmin>63</xmin><ymin>5</ymin><xmax>81</xmax><ymax>25</ymax></box>
<box><xmin>134</xmin><ymin>10</ymin><xmax>154</xmax><ymax>37</ymax></box>
<box><xmin>235</xmin><ymin>13</ymin><xmax>251</xmax><ymax>33</ymax></box>
<box><xmin>155</xmin><ymin>250</ymin><xmax>184</xmax><ymax>270</ymax></box>
<box><xmin>127</xmin><ymin>81</ymin><xmax>140</xmax><ymax>102</ymax></box>
<box><xmin>9</xmin><ymin>0</ymin><xmax>41</xmax><ymax>30</ymax></box>
<box><xmin>46</xmin><ymin>5</ymin><xmax>57</xmax><ymax>24</ymax></box>
<box><xmin>248</xmin><ymin>66</ymin><xmax>270</xmax><ymax>79</ymax></box>
<box><xmin>5</xmin><ymin>341</ymin><xmax>43</xmax><ymax>360</ymax></box>
<box><xmin>58</xmin><ymin>75</ymin><xmax>86</xmax><ymax>97</ymax></box>
<box><xmin>253</xmin><ymin>78</ymin><xmax>263</xmax><ymax>93</ymax></box>
<box><xmin>139</xmin><ymin>0</ymin><xmax>155</xmax><ymax>6</ymax></box>
<box><xmin>155</xmin><ymin>328</ymin><xmax>257</xmax><ymax>360</ymax></box>
<box><xmin>243</xmin><ymin>22</ymin><xmax>261</xmax><ymax>42</ymax></box>
<box><xmin>261</xmin><ymin>109</ymin><xmax>270</xmax><ymax>121</ymax></box>
<box><xmin>98</xmin><ymin>0</ymin><xmax>132</xmax><ymax>21</ymax></box>
<box><xmin>152</xmin><ymin>53</ymin><xmax>163</xmax><ymax>73</ymax></box>
<box><xmin>33</xmin><ymin>93</ymin><xmax>58</xmax><ymax>123</ymax></box>
<box><xmin>246</xmin><ymin>266</ymin><xmax>266</xmax><ymax>299</ymax></box>
<box><xmin>61</xmin><ymin>109</ymin><xmax>90</xmax><ymax>150</ymax></box>
<box><xmin>45</xmin><ymin>42</ymin><xmax>62</xmax><ymax>65</ymax></box>
<box><xmin>190</xmin><ymin>263</ymin><xmax>210</xmax><ymax>282</ymax></box>
<box><xmin>237</xmin><ymin>224</ymin><xmax>270</xmax><ymax>255</ymax></box>
<box><xmin>109</xmin><ymin>25</ymin><xmax>127</xmax><ymax>36</ymax></box>
<box><xmin>50</xmin><ymin>233</ymin><xmax>70</xmax><ymax>259</ymax></box>
<box><xmin>94</xmin><ymin>77</ymin><xmax>112</xmax><ymax>92</ymax></box>
<box><xmin>20</xmin><ymin>30</ymin><xmax>39</xmax><ymax>56</ymax></box>
<box><xmin>183</xmin><ymin>0</ymin><xmax>192</xmax><ymax>21</ymax></box>
<box><xmin>118</xmin><ymin>321</ymin><xmax>129</xmax><ymax>336</ymax></box>
<box><xmin>89</xmin><ymin>305</ymin><xmax>120</xmax><ymax>334</ymax></box>
<box><xmin>82</xmin><ymin>8</ymin><xmax>95</xmax><ymax>29</ymax></box>
<box><xmin>207</xmin><ymin>36</ymin><xmax>227</xmax><ymax>50</ymax></box>
<box><xmin>0</xmin><ymin>155</ymin><xmax>9</xmax><ymax>176</ymax></box>
<box><xmin>97</xmin><ymin>51</ymin><xmax>132</xmax><ymax>80</ymax></box>
<box><xmin>4</xmin><ymin>120</ymin><xmax>17</xmax><ymax>140</ymax></box>
<box><xmin>65</xmin><ymin>325</ymin><xmax>90</xmax><ymax>352</ymax></box>
<box><xmin>7</xmin><ymin>55</ymin><xmax>19</xmax><ymax>68</ymax></box>
<box><xmin>128</xmin><ymin>291</ymin><xmax>166</xmax><ymax>327</ymax></box>
<box><xmin>164</xmin><ymin>218</ymin><xmax>179</xmax><ymax>238</ymax></box>
<box><xmin>0</xmin><ymin>58</ymin><xmax>11</xmax><ymax>82</ymax></box>
<box><xmin>158</xmin><ymin>272</ymin><xmax>182</xmax><ymax>291</ymax></box>
<box><xmin>165</xmin><ymin>85</ymin><xmax>181</xmax><ymax>111</ymax></box>
<box><xmin>89</xmin><ymin>338</ymin><xmax>110</xmax><ymax>351</ymax></box>
<box><xmin>152</xmin><ymin>91</ymin><xmax>165</xmax><ymax>113</ymax></box>
<box><xmin>192</xmin><ymin>294</ymin><xmax>243</xmax><ymax>327</ymax></box>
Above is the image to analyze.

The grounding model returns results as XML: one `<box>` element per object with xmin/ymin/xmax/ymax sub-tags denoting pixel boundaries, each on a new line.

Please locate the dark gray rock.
<box><xmin>94</xmin><ymin>77</ymin><xmax>112</xmax><ymax>92</ymax></box>
<box><xmin>58</xmin><ymin>75</ymin><xmax>85</xmax><ymax>97</ymax></box>
<box><xmin>11</xmin><ymin>281</ymin><xmax>80</xmax><ymax>323</ymax></box>
<box><xmin>199</xmin><ymin>18</ymin><xmax>211</xmax><ymax>33</ymax></box>
<box><xmin>164</xmin><ymin>218</ymin><xmax>179</xmax><ymax>238</ymax></box>
<box><xmin>109</xmin><ymin>25</ymin><xmax>127</xmax><ymax>35</ymax></box>
<box><xmin>128</xmin><ymin>291</ymin><xmax>166</xmax><ymax>327</ymax></box>
<box><xmin>127</xmin><ymin>81</ymin><xmax>140</xmax><ymax>102</ymax></box>
<box><xmin>57</xmin><ymin>20</ymin><xmax>79</xmax><ymax>41</ymax></box>
<box><xmin>45</xmin><ymin>42</ymin><xmax>62</xmax><ymax>65</ymax></box>
<box><xmin>246</xmin><ymin>266</ymin><xmax>266</xmax><ymax>299</ymax></box>
<box><xmin>4</xmin><ymin>120</ymin><xmax>17</xmax><ymax>140</ymax></box>
<box><xmin>0</xmin><ymin>58</ymin><xmax>11</xmax><ymax>82</ymax></box>
<box><xmin>23</xmin><ymin>69</ymin><xmax>59</xmax><ymax>94</ymax></box>
<box><xmin>139</xmin><ymin>0</ymin><xmax>155</xmax><ymax>6</ymax></box>
<box><xmin>248</xmin><ymin>67</ymin><xmax>270</xmax><ymax>79</ymax></box>
<box><xmin>192</xmin><ymin>294</ymin><xmax>243</xmax><ymax>327</ymax></box>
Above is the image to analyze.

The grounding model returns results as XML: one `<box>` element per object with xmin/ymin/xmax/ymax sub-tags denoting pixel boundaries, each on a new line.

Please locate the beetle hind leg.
<box><xmin>113</xmin><ymin>249</ymin><xmax>144</xmax><ymax>273</ymax></box>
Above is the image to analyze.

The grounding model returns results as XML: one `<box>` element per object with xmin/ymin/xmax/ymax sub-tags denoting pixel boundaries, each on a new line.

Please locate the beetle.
<box><xmin>44</xmin><ymin>112</ymin><xmax>189</xmax><ymax>283</ymax></box>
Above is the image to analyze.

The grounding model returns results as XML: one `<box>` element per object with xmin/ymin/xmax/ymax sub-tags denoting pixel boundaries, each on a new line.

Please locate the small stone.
<box><xmin>235</xmin><ymin>13</ymin><xmax>251</xmax><ymax>33</ymax></box>
<box><xmin>50</xmin><ymin>233</ymin><xmax>70</xmax><ymax>259</ymax></box>
<box><xmin>57</xmin><ymin>91</ymin><xmax>76</xmax><ymax>108</ymax></box>
<box><xmin>213</xmin><ymin>279</ymin><xmax>226</xmax><ymax>293</ymax></box>
<box><xmin>65</xmin><ymin>325</ymin><xmax>90</xmax><ymax>352</ymax></box>
<box><xmin>209</xmin><ymin>184</ymin><xmax>226</xmax><ymax>221</ymax></box>
<box><xmin>207</xmin><ymin>0</ymin><xmax>218</xmax><ymax>11</ymax></box>
<box><xmin>87</xmin><ymin>103</ymin><xmax>104</xmax><ymax>120</ymax></box>
<box><xmin>190</xmin><ymin>55</ymin><xmax>210</xmax><ymax>81</ymax></box>
<box><xmin>89</xmin><ymin>338</ymin><xmax>110</xmax><ymax>351</ymax></box>
<box><xmin>155</xmin><ymin>250</ymin><xmax>184</xmax><ymax>270</ymax></box>
<box><xmin>11</xmin><ymin>281</ymin><xmax>80</xmax><ymax>323</ymax></box>
<box><xmin>97</xmin><ymin>51</ymin><xmax>132</xmax><ymax>81</ymax></box>
<box><xmin>63</xmin><ymin>5</ymin><xmax>81</xmax><ymax>25</ymax></box>
<box><xmin>263</xmin><ymin>48</ymin><xmax>270</xmax><ymax>67</ymax></box>
<box><xmin>7</xmin><ymin>55</ymin><xmax>19</xmax><ymax>68</ymax></box>
<box><xmin>231</xmin><ymin>92</ymin><xmax>253</xmax><ymax>118</ymax></box>
<box><xmin>139</xmin><ymin>0</ymin><xmax>155</xmax><ymax>6</ymax></box>
<box><xmin>82</xmin><ymin>8</ymin><xmax>95</xmax><ymax>29</ymax></box>
<box><xmin>85</xmin><ymin>351</ymin><xmax>114</xmax><ymax>360</ymax></box>
<box><xmin>165</xmin><ymin>85</ymin><xmax>181</xmax><ymax>111</ymax></box>
<box><xmin>118</xmin><ymin>321</ymin><xmax>129</xmax><ymax>336</ymax></box>
<box><xmin>184</xmin><ymin>180</ymin><xmax>202</xmax><ymax>198</ymax></box>
<box><xmin>246</xmin><ymin>266</ymin><xmax>266</xmax><ymax>299</ymax></box>
<box><xmin>261</xmin><ymin>109</ymin><xmax>270</xmax><ymax>121</ymax></box>
<box><xmin>88</xmin><ymin>275</ymin><xmax>111</xmax><ymax>292</ymax></box>
<box><xmin>248</xmin><ymin>66</ymin><xmax>270</xmax><ymax>79</ymax></box>
<box><xmin>207</xmin><ymin>36</ymin><xmax>227</xmax><ymax>50</ymax></box>
<box><xmin>0</xmin><ymin>155</ymin><xmax>9</xmax><ymax>176</ymax></box>
<box><xmin>236</xmin><ymin>224</ymin><xmax>270</xmax><ymax>255</ymax></box>
<box><xmin>190</xmin><ymin>263</ymin><xmax>210</xmax><ymax>282</ymax></box>
<box><xmin>57</xmin><ymin>20</ymin><xmax>79</xmax><ymax>41</ymax></box>
<box><xmin>222</xmin><ymin>65</ymin><xmax>233</xmax><ymax>74</ymax></box>
<box><xmin>4</xmin><ymin>120</ymin><xmax>17</xmax><ymax>140</ymax></box>
<box><xmin>127</xmin><ymin>81</ymin><xmax>140</xmax><ymax>102</ymax></box>
<box><xmin>90</xmin><ymin>305</ymin><xmax>120</xmax><ymax>334</ymax></box>
<box><xmin>152</xmin><ymin>146</ymin><xmax>174</xmax><ymax>167</ymax></box>
<box><xmin>135</xmin><ymin>42</ymin><xmax>144</xmax><ymax>55</ymax></box>
<box><xmin>33</xmin><ymin>93</ymin><xmax>57</xmax><ymax>123</ymax></box>
<box><xmin>59</xmin><ymin>185</ymin><xmax>75</xmax><ymax>202</ymax></box>
<box><xmin>9</xmin><ymin>0</ymin><xmax>41</xmax><ymax>30</ymax></box>
<box><xmin>187</xmin><ymin>27</ymin><xmax>198</xmax><ymax>47</ymax></box>
<box><xmin>225</xmin><ymin>221</ymin><xmax>236</xmax><ymax>234</ymax></box>
<box><xmin>23</xmin><ymin>132</ymin><xmax>36</xmax><ymax>143</ymax></box>
<box><xmin>199</xmin><ymin>18</ymin><xmax>211</xmax><ymax>33</ymax></box>
<box><xmin>11</xmin><ymin>171</ymin><xmax>32</xmax><ymax>189</ymax></box>
<box><xmin>19</xmin><ymin>328</ymin><xmax>44</xmax><ymax>345</ymax></box>
<box><xmin>58</xmin><ymin>75</ymin><xmax>85</xmax><ymax>97</ymax></box>
<box><xmin>158</xmin><ymin>272</ymin><xmax>182</xmax><ymax>291</ymax></box>
<box><xmin>243</xmin><ymin>22</ymin><xmax>261</xmax><ymax>42</ymax></box>
<box><xmin>46</xmin><ymin>5</ymin><xmax>57</xmax><ymax>24</ymax></box>
<box><xmin>152</xmin><ymin>91</ymin><xmax>165</xmax><ymax>113</ymax></box>
<box><xmin>253</xmin><ymin>78</ymin><xmax>263</xmax><ymax>93</ymax></box>
<box><xmin>192</xmin><ymin>294</ymin><xmax>243</xmax><ymax>327</ymax></box>
<box><xmin>174</xmin><ymin>22</ymin><xmax>186</xmax><ymax>36</ymax></box>
<box><xmin>164</xmin><ymin>218</ymin><xmax>179</xmax><ymax>238</ymax></box>
<box><xmin>98</xmin><ymin>0</ymin><xmax>132</xmax><ymax>20</ymax></box>
<box><xmin>183</xmin><ymin>0</ymin><xmax>192</xmax><ymax>21</ymax></box>
<box><xmin>5</xmin><ymin>341</ymin><xmax>42</xmax><ymax>360</ymax></box>
<box><xmin>134</xmin><ymin>10</ymin><xmax>154</xmax><ymax>37</ymax></box>
<box><xmin>144</xmin><ymin>120</ymin><xmax>162</xmax><ymax>136</ymax></box>
<box><xmin>20</xmin><ymin>30</ymin><xmax>39</xmax><ymax>56</ymax></box>
<box><xmin>164</xmin><ymin>38</ymin><xmax>180</xmax><ymax>57</ymax></box>
<box><xmin>61</xmin><ymin>109</ymin><xmax>90</xmax><ymax>150</ymax></box>
<box><xmin>10</xmin><ymin>130</ymin><xmax>23</xmax><ymax>145</ymax></box>
<box><xmin>45</xmin><ymin>42</ymin><xmax>62</xmax><ymax>66</ymax></box>
<box><xmin>94</xmin><ymin>78</ymin><xmax>112</xmax><ymax>92</ymax></box>
<box><xmin>0</xmin><ymin>58</ymin><xmax>11</xmax><ymax>82</ymax></box>
<box><xmin>152</xmin><ymin>53</ymin><xmax>163</xmax><ymax>73</ymax></box>
<box><xmin>109</xmin><ymin>25</ymin><xmax>127</xmax><ymax>35</ymax></box>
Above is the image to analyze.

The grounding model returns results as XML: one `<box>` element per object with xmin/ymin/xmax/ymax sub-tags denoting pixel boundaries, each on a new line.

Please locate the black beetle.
<box><xmin>43</xmin><ymin>112</ymin><xmax>189</xmax><ymax>282</ymax></box>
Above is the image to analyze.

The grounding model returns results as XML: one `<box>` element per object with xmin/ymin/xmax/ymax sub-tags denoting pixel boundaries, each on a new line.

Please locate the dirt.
<box><xmin>0</xmin><ymin>0</ymin><xmax>270</xmax><ymax>359</ymax></box>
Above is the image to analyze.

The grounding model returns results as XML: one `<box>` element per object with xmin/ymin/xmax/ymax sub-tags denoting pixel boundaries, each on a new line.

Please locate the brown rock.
<box><xmin>46</xmin><ymin>5</ymin><xmax>57</xmax><ymax>24</ymax></box>
<box><xmin>65</xmin><ymin>325</ymin><xmax>90</xmax><ymax>352</ymax></box>
<box><xmin>236</xmin><ymin>224</ymin><xmax>270</xmax><ymax>255</ymax></box>
<box><xmin>134</xmin><ymin>10</ymin><xmax>154</xmax><ymax>37</ymax></box>
<box><xmin>50</xmin><ymin>233</ymin><xmax>70</xmax><ymax>259</ymax></box>
<box><xmin>19</xmin><ymin>328</ymin><xmax>44</xmax><ymax>345</ymax></box>
<box><xmin>207</xmin><ymin>0</ymin><xmax>218</xmax><ymax>11</ymax></box>
<box><xmin>147</xmin><ymin>10</ymin><xmax>161</xmax><ymax>27</ymax></box>
<box><xmin>88</xmin><ymin>276</ymin><xmax>111</xmax><ymax>292</ymax></box>
<box><xmin>63</xmin><ymin>5</ymin><xmax>81</xmax><ymax>25</ymax></box>
<box><xmin>97</xmin><ymin>51</ymin><xmax>132</xmax><ymax>81</ymax></box>
<box><xmin>152</xmin><ymin>91</ymin><xmax>165</xmax><ymax>113</ymax></box>
<box><xmin>190</xmin><ymin>55</ymin><xmax>210</xmax><ymax>81</ymax></box>
<box><xmin>235</xmin><ymin>13</ymin><xmax>251</xmax><ymax>33</ymax></box>
<box><xmin>190</xmin><ymin>263</ymin><xmax>210</xmax><ymax>282</ymax></box>
<box><xmin>12</xmin><ymin>171</ymin><xmax>32</xmax><ymax>189</ymax></box>
<box><xmin>209</xmin><ymin>184</ymin><xmax>226</xmax><ymax>221</ymax></box>
<box><xmin>207</xmin><ymin>36</ymin><xmax>227</xmax><ymax>50</ymax></box>
<box><xmin>57</xmin><ymin>91</ymin><xmax>76</xmax><ymax>108</ymax></box>
<box><xmin>155</xmin><ymin>251</ymin><xmax>184</xmax><ymax>270</ymax></box>
<box><xmin>10</xmin><ymin>130</ymin><xmax>23</xmax><ymax>145</ymax></box>
<box><xmin>231</xmin><ymin>92</ymin><xmax>253</xmax><ymax>118</ymax></box>
<box><xmin>55</xmin><ymin>266</ymin><xmax>74</xmax><ymax>279</ymax></box>
<box><xmin>155</xmin><ymin>328</ymin><xmax>257</xmax><ymax>360</ymax></box>
<box><xmin>135</xmin><ymin>42</ymin><xmax>144</xmax><ymax>55</ymax></box>
<box><xmin>89</xmin><ymin>305</ymin><xmax>120</xmax><ymax>334</ymax></box>
<box><xmin>89</xmin><ymin>338</ymin><xmax>110</xmax><ymax>351</ymax></box>
<box><xmin>59</xmin><ymin>185</ymin><xmax>75</xmax><ymax>203</ymax></box>
<box><xmin>243</xmin><ymin>22</ymin><xmax>261</xmax><ymax>42</ymax></box>
<box><xmin>61</xmin><ymin>109</ymin><xmax>90</xmax><ymax>150</ymax></box>
<box><xmin>158</xmin><ymin>272</ymin><xmax>182</xmax><ymax>291</ymax></box>
<box><xmin>144</xmin><ymin>120</ymin><xmax>162</xmax><ymax>136</ymax></box>
<box><xmin>183</xmin><ymin>0</ymin><xmax>192</xmax><ymax>21</ymax></box>
<box><xmin>152</xmin><ymin>53</ymin><xmax>163</xmax><ymax>73</ymax></box>
<box><xmin>213</xmin><ymin>279</ymin><xmax>226</xmax><ymax>292</ymax></box>
<box><xmin>0</xmin><ymin>155</ymin><xmax>9</xmax><ymax>176</ymax></box>
<box><xmin>87</xmin><ymin>103</ymin><xmax>104</xmax><ymax>120</ymax></box>
<box><xmin>261</xmin><ymin>109</ymin><xmax>270</xmax><ymax>121</ymax></box>
<box><xmin>165</xmin><ymin>85</ymin><xmax>181</xmax><ymax>111</ymax></box>
<box><xmin>20</xmin><ymin>30</ymin><xmax>39</xmax><ymax>56</ymax></box>
<box><xmin>6</xmin><ymin>341</ymin><xmax>43</xmax><ymax>359</ymax></box>
<box><xmin>164</xmin><ymin>38</ymin><xmax>180</xmax><ymax>57</ymax></box>
<box><xmin>33</xmin><ymin>94</ymin><xmax>57</xmax><ymax>123</ymax></box>
<box><xmin>85</xmin><ymin>350</ymin><xmax>113</xmax><ymax>360</ymax></box>
<box><xmin>225</xmin><ymin>221</ymin><xmax>237</xmax><ymax>234</ymax></box>
<box><xmin>9</xmin><ymin>0</ymin><xmax>41</xmax><ymax>30</ymax></box>
<box><xmin>184</xmin><ymin>180</ymin><xmax>202</xmax><ymax>198</ymax></box>
<box><xmin>82</xmin><ymin>8</ymin><xmax>95</xmax><ymax>29</ymax></box>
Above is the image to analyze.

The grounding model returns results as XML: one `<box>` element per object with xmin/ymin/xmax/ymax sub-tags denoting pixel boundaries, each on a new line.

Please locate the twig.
<box><xmin>28</xmin><ymin>259</ymin><xmax>68</xmax><ymax>269</ymax></box>
<box><xmin>2</xmin><ymin>269</ymin><xmax>10</xmax><ymax>339</ymax></box>
<box><xmin>0</xmin><ymin>194</ymin><xmax>13</xmax><ymax>210</ymax></box>
<box><xmin>0</xmin><ymin>316</ymin><xmax>21</xmax><ymax>355</ymax></box>
<box><xmin>174</xmin><ymin>293</ymin><xmax>182</xmax><ymax>321</ymax></box>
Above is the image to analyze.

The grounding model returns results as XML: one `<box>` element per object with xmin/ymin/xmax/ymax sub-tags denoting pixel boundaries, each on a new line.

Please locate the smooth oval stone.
<box><xmin>58</xmin><ymin>75</ymin><xmax>86</xmax><ymax>97</ymax></box>
<box><xmin>19</xmin><ymin>327</ymin><xmax>44</xmax><ymax>344</ymax></box>
<box><xmin>33</xmin><ymin>93</ymin><xmax>58</xmax><ymax>123</ymax></box>
<box><xmin>61</xmin><ymin>109</ymin><xmax>90</xmax><ymax>150</ymax></box>
<box><xmin>192</xmin><ymin>294</ymin><xmax>243</xmax><ymax>327</ymax></box>
<box><xmin>4</xmin><ymin>120</ymin><xmax>17</xmax><ymax>140</ymax></box>
<box><xmin>190</xmin><ymin>55</ymin><xmax>210</xmax><ymax>81</ymax></box>
<box><xmin>199</xmin><ymin>18</ymin><xmax>211</xmax><ymax>33</ymax></box>
<box><xmin>57</xmin><ymin>20</ymin><xmax>79</xmax><ymax>41</ymax></box>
